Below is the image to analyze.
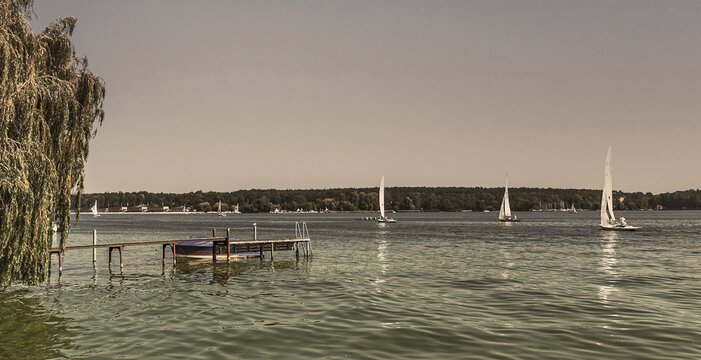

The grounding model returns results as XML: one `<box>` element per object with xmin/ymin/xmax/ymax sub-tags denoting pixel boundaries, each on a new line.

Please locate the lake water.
<box><xmin>1</xmin><ymin>211</ymin><xmax>701</xmax><ymax>359</ymax></box>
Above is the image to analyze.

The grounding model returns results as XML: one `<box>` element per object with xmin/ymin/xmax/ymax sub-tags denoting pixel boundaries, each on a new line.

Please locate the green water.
<box><xmin>1</xmin><ymin>212</ymin><xmax>700</xmax><ymax>359</ymax></box>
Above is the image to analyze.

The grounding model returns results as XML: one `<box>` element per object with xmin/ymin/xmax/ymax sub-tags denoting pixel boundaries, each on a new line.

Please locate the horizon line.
<box><xmin>81</xmin><ymin>186</ymin><xmax>701</xmax><ymax>196</ymax></box>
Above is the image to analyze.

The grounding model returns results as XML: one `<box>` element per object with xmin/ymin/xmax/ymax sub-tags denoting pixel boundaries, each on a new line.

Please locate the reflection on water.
<box><xmin>375</xmin><ymin>225</ymin><xmax>389</xmax><ymax>289</ymax></box>
<box><xmin>0</xmin><ymin>291</ymin><xmax>74</xmax><ymax>359</ymax></box>
<box><xmin>174</xmin><ymin>258</ymin><xmax>310</xmax><ymax>285</ymax></box>
<box><xmin>499</xmin><ymin>245</ymin><xmax>514</xmax><ymax>280</ymax></box>
<box><xmin>598</xmin><ymin>231</ymin><xmax>619</xmax><ymax>303</ymax></box>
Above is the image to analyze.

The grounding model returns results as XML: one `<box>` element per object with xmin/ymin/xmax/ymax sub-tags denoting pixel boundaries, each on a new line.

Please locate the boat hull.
<box><xmin>176</xmin><ymin>252</ymin><xmax>259</xmax><ymax>260</ymax></box>
<box><xmin>600</xmin><ymin>225</ymin><xmax>640</xmax><ymax>231</ymax></box>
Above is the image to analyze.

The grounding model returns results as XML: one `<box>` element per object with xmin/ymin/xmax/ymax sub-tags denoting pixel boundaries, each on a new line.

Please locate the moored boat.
<box><xmin>175</xmin><ymin>236</ymin><xmax>260</xmax><ymax>259</ymax></box>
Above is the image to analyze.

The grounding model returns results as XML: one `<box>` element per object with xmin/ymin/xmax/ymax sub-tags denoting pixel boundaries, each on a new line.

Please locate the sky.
<box><xmin>31</xmin><ymin>0</ymin><xmax>701</xmax><ymax>194</ymax></box>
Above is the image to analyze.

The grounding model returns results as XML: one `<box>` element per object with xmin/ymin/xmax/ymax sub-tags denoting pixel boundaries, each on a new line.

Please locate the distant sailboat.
<box><xmin>217</xmin><ymin>200</ymin><xmax>226</xmax><ymax>217</ymax></box>
<box><xmin>570</xmin><ymin>203</ymin><xmax>577</xmax><ymax>213</ymax></box>
<box><xmin>91</xmin><ymin>200</ymin><xmax>100</xmax><ymax>217</ymax></box>
<box><xmin>600</xmin><ymin>146</ymin><xmax>639</xmax><ymax>231</ymax></box>
<box><xmin>233</xmin><ymin>203</ymin><xmax>241</xmax><ymax>214</ymax></box>
<box><xmin>377</xmin><ymin>175</ymin><xmax>396</xmax><ymax>223</ymax></box>
<box><xmin>498</xmin><ymin>174</ymin><xmax>519</xmax><ymax>222</ymax></box>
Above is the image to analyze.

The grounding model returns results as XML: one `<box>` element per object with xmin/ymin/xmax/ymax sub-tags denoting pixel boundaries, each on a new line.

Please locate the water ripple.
<box><xmin>3</xmin><ymin>212</ymin><xmax>701</xmax><ymax>359</ymax></box>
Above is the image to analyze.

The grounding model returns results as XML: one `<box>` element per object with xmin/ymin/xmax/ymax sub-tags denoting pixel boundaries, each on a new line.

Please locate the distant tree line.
<box><xmin>73</xmin><ymin>188</ymin><xmax>701</xmax><ymax>213</ymax></box>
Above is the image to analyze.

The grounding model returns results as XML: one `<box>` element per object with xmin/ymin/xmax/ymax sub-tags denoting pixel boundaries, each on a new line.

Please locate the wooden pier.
<box><xmin>48</xmin><ymin>223</ymin><xmax>312</xmax><ymax>275</ymax></box>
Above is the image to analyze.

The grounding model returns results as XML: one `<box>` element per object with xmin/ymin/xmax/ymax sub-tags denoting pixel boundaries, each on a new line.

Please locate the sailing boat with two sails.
<box><xmin>377</xmin><ymin>175</ymin><xmax>396</xmax><ymax>223</ymax></box>
<box><xmin>498</xmin><ymin>174</ymin><xmax>519</xmax><ymax>222</ymax></box>
<box><xmin>600</xmin><ymin>146</ymin><xmax>639</xmax><ymax>231</ymax></box>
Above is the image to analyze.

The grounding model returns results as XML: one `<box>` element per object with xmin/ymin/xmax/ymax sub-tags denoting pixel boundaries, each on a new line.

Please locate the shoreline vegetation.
<box><xmin>74</xmin><ymin>188</ymin><xmax>701</xmax><ymax>214</ymax></box>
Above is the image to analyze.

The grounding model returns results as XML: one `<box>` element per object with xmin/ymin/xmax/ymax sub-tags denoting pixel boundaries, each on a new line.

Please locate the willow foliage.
<box><xmin>0</xmin><ymin>0</ymin><xmax>105</xmax><ymax>286</ymax></box>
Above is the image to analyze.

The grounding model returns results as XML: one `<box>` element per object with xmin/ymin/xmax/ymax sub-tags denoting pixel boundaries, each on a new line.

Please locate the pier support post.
<box><xmin>162</xmin><ymin>243</ymin><xmax>176</xmax><ymax>265</ymax></box>
<box><xmin>92</xmin><ymin>230</ymin><xmax>97</xmax><ymax>268</ymax></box>
<box><xmin>49</xmin><ymin>249</ymin><xmax>63</xmax><ymax>275</ymax></box>
<box><xmin>295</xmin><ymin>242</ymin><xmax>299</xmax><ymax>258</ymax></box>
<box><xmin>270</xmin><ymin>242</ymin><xmax>274</xmax><ymax>260</ymax></box>
<box><xmin>212</xmin><ymin>228</ymin><xmax>219</xmax><ymax>263</ymax></box>
<box><xmin>226</xmin><ymin>228</ymin><xmax>231</xmax><ymax>262</ymax></box>
<box><xmin>108</xmin><ymin>246</ymin><xmax>124</xmax><ymax>271</ymax></box>
<box><xmin>253</xmin><ymin>223</ymin><xmax>257</xmax><ymax>240</ymax></box>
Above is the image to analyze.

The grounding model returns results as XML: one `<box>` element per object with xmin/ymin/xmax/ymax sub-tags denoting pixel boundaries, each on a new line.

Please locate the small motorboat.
<box><xmin>176</xmin><ymin>236</ymin><xmax>259</xmax><ymax>259</ymax></box>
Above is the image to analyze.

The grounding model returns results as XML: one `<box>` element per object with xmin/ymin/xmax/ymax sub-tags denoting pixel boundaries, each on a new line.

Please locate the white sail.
<box><xmin>91</xmin><ymin>200</ymin><xmax>99</xmax><ymax>216</ymax></box>
<box><xmin>571</xmin><ymin>203</ymin><xmax>577</xmax><ymax>213</ymax></box>
<box><xmin>379</xmin><ymin>175</ymin><xmax>385</xmax><ymax>219</ymax></box>
<box><xmin>503</xmin><ymin>176</ymin><xmax>511</xmax><ymax>217</ymax></box>
<box><xmin>498</xmin><ymin>197</ymin><xmax>506</xmax><ymax>220</ymax></box>
<box><xmin>217</xmin><ymin>200</ymin><xmax>226</xmax><ymax>216</ymax></box>
<box><xmin>498</xmin><ymin>174</ymin><xmax>511</xmax><ymax>220</ymax></box>
<box><xmin>601</xmin><ymin>146</ymin><xmax>616</xmax><ymax>226</ymax></box>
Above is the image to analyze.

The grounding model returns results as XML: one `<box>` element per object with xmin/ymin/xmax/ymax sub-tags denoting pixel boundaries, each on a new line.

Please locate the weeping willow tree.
<box><xmin>0</xmin><ymin>0</ymin><xmax>105</xmax><ymax>286</ymax></box>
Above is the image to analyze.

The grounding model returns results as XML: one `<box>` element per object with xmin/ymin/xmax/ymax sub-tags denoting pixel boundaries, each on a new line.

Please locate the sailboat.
<box><xmin>570</xmin><ymin>203</ymin><xmax>577</xmax><ymax>213</ymax></box>
<box><xmin>217</xmin><ymin>200</ymin><xmax>226</xmax><ymax>217</ymax></box>
<box><xmin>90</xmin><ymin>200</ymin><xmax>100</xmax><ymax>217</ymax></box>
<box><xmin>377</xmin><ymin>175</ymin><xmax>396</xmax><ymax>223</ymax></box>
<box><xmin>600</xmin><ymin>146</ymin><xmax>639</xmax><ymax>231</ymax></box>
<box><xmin>498</xmin><ymin>174</ymin><xmax>519</xmax><ymax>222</ymax></box>
<box><xmin>233</xmin><ymin>203</ymin><xmax>241</xmax><ymax>214</ymax></box>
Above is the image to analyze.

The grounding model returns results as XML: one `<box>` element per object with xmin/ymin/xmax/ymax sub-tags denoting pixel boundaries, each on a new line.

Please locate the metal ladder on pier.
<box><xmin>295</xmin><ymin>222</ymin><xmax>312</xmax><ymax>257</ymax></box>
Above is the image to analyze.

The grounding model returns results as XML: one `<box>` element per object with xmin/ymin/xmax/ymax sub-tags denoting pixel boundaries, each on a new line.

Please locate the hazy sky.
<box><xmin>31</xmin><ymin>0</ymin><xmax>701</xmax><ymax>193</ymax></box>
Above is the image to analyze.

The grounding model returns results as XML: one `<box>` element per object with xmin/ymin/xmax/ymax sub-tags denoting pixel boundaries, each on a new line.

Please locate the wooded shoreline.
<box><xmin>74</xmin><ymin>188</ymin><xmax>701</xmax><ymax>213</ymax></box>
